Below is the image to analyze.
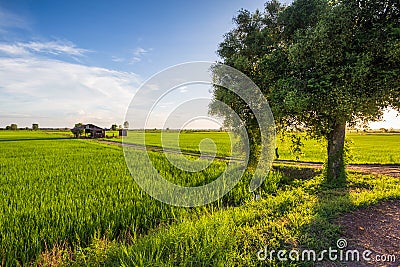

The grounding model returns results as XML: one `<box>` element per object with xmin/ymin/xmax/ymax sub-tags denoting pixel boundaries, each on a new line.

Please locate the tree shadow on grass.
<box><xmin>273</xmin><ymin>164</ymin><xmax>322</xmax><ymax>183</ymax></box>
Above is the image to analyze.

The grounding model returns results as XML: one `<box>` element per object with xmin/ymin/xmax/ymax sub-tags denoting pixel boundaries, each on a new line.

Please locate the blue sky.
<box><xmin>1</xmin><ymin>0</ymin><xmax>271</xmax><ymax>76</ymax></box>
<box><xmin>0</xmin><ymin>0</ymin><xmax>398</xmax><ymax>129</ymax></box>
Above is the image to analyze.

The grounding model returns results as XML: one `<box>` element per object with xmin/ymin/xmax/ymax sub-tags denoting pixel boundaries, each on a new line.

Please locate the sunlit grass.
<box><xmin>0</xmin><ymin>131</ymin><xmax>266</xmax><ymax>265</ymax></box>
<box><xmin>276</xmin><ymin>133</ymin><xmax>400</xmax><ymax>164</ymax></box>
<box><xmin>113</xmin><ymin>131</ymin><xmax>400</xmax><ymax>164</ymax></box>
<box><xmin>55</xmin><ymin>171</ymin><xmax>400</xmax><ymax>266</ymax></box>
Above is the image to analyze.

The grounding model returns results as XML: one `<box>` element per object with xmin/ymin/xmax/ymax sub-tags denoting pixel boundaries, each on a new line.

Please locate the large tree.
<box><xmin>71</xmin><ymin>123</ymin><xmax>84</xmax><ymax>138</ymax></box>
<box><xmin>212</xmin><ymin>0</ymin><xmax>400</xmax><ymax>183</ymax></box>
<box><xmin>123</xmin><ymin>121</ymin><xmax>129</xmax><ymax>129</ymax></box>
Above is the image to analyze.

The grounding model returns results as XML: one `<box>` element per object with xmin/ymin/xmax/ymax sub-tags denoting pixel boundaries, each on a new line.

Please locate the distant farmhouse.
<box><xmin>71</xmin><ymin>123</ymin><xmax>128</xmax><ymax>138</ymax></box>
<box><xmin>84</xmin><ymin>124</ymin><xmax>105</xmax><ymax>138</ymax></box>
<box><xmin>71</xmin><ymin>124</ymin><xmax>105</xmax><ymax>138</ymax></box>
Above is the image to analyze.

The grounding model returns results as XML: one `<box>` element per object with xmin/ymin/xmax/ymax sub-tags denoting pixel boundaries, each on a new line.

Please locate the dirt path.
<box><xmin>99</xmin><ymin>140</ymin><xmax>400</xmax><ymax>178</ymax></box>
<box><xmin>319</xmin><ymin>200</ymin><xmax>400</xmax><ymax>267</ymax></box>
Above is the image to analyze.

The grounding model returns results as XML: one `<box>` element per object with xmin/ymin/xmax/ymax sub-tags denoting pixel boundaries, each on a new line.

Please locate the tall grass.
<box><xmin>0</xmin><ymin>131</ymin><xmax>275</xmax><ymax>265</ymax></box>
<box><xmin>56</xmin><ymin>172</ymin><xmax>400</xmax><ymax>266</ymax></box>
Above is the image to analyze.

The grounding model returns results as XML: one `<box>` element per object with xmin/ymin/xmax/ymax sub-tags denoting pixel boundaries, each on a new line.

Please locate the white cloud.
<box><xmin>0</xmin><ymin>40</ymin><xmax>91</xmax><ymax>57</ymax></box>
<box><xmin>131</xmin><ymin>56</ymin><xmax>141</xmax><ymax>63</ymax></box>
<box><xmin>21</xmin><ymin>41</ymin><xmax>91</xmax><ymax>56</ymax></box>
<box><xmin>111</xmin><ymin>56</ymin><xmax>125</xmax><ymax>62</ymax></box>
<box><xmin>130</xmin><ymin>47</ymin><xmax>152</xmax><ymax>64</ymax></box>
<box><xmin>0</xmin><ymin>57</ymin><xmax>141</xmax><ymax>128</ymax></box>
<box><xmin>0</xmin><ymin>44</ymin><xmax>30</xmax><ymax>56</ymax></box>
<box><xmin>133</xmin><ymin>47</ymin><xmax>148</xmax><ymax>56</ymax></box>
<box><xmin>111</xmin><ymin>47</ymin><xmax>152</xmax><ymax>64</ymax></box>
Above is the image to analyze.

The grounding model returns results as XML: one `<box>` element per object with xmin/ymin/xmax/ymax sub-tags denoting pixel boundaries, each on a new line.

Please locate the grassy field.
<box><xmin>0</xmin><ymin>130</ymin><xmax>70</xmax><ymax>141</ymax></box>
<box><xmin>63</xmin><ymin>172</ymin><xmax>400</xmax><ymax>266</ymax></box>
<box><xmin>0</xmin><ymin>131</ymin><xmax>272</xmax><ymax>265</ymax></box>
<box><xmin>118</xmin><ymin>131</ymin><xmax>235</xmax><ymax>158</ymax></box>
<box><xmin>106</xmin><ymin>130</ymin><xmax>400</xmax><ymax>164</ymax></box>
<box><xmin>0</xmin><ymin>130</ymin><xmax>399</xmax><ymax>266</ymax></box>
<box><xmin>277</xmin><ymin>133</ymin><xmax>400</xmax><ymax>164</ymax></box>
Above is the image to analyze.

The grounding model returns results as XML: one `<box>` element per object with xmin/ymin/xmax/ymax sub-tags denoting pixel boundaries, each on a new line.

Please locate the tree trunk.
<box><xmin>326</xmin><ymin>122</ymin><xmax>346</xmax><ymax>183</ymax></box>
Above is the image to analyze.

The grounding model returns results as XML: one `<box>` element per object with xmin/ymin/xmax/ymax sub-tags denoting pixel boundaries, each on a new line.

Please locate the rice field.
<box><xmin>0</xmin><ymin>131</ymin><xmax>274</xmax><ymax>265</ymax></box>
<box><xmin>121</xmin><ymin>130</ymin><xmax>235</xmax><ymax>157</ymax></box>
<box><xmin>276</xmin><ymin>133</ymin><xmax>400</xmax><ymax>164</ymax></box>
<box><xmin>107</xmin><ymin>130</ymin><xmax>400</xmax><ymax>164</ymax></box>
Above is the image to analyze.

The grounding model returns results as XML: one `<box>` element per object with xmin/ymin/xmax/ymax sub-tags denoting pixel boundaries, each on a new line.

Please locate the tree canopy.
<box><xmin>211</xmin><ymin>0</ymin><xmax>400</xmax><ymax>183</ymax></box>
<box><xmin>123</xmin><ymin>121</ymin><xmax>129</xmax><ymax>129</ymax></box>
<box><xmin>71</xmin><ymin>123</ymin><xmax>84</xmax><ymax>138</ymax></box>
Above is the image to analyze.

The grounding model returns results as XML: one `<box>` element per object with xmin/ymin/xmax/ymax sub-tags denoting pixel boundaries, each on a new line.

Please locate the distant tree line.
<box><xmin>3</xmin><ymin>123</ymin><xmax>39</xmax><ymax>130</ymax></box>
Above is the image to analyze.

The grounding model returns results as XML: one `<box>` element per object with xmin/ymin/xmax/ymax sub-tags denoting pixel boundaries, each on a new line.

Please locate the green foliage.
<box><xmin>123</xmin><ymin>121</ymin><xmax>129</xmax><ymax>129</ymax></box>
<box><xmin>280</xmin><ymin>0</ymin><xmax>400</xmax><ymax>135</ymax></box>
<box><xmin>343</xmin><ymin>137</ymin><xmax>354</xmax><ymax>164</ymax></box>
<box><xmin>71</xmin><ymin>123</ymin><xmax>84</xmax><ymax>138</ymax></box>
<box><xmin>288</xmin><ymin>134</ymin><xmax>305</xmax><ymax>160</ymax></box>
